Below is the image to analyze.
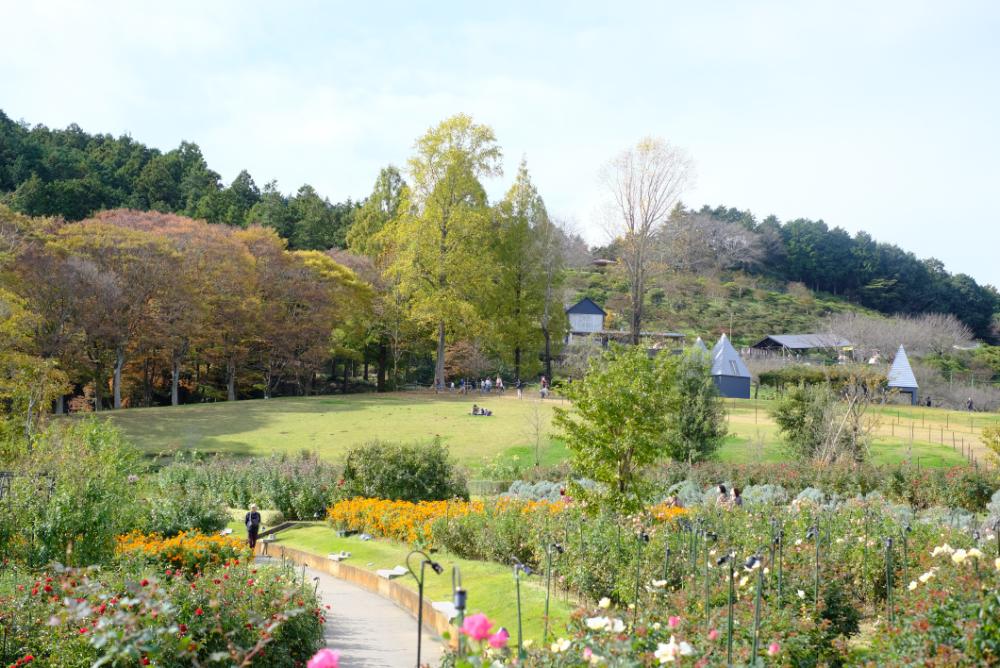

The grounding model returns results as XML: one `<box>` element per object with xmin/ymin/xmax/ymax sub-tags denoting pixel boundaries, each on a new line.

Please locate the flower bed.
<box><xmin>115</xmin><ymin>530</ymin><xmax>249</xmax><ymax>573</ymax></box>
<box><xmin>0</xmin><ymin>560</ymin><xmax>324</xmax><ymax>667</ymax></box>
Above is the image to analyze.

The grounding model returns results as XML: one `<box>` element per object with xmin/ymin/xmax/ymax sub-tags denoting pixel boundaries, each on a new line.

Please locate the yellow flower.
<box><xmin>598</xmin><ymin>597</ymin><xmax>611</xmax><ymax>609</ymax></box>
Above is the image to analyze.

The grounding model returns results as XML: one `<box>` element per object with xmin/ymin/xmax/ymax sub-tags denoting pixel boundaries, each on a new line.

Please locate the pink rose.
<box><xmin>668</xmin><ymin>615</ymin><xmax>681</xmax><ymax>628</ymax></box>
<box><xmin>708</xmin><ymin>628</ymin><xmax>719</xmax><ymax>641</ymax></box>
<box><xmin>488</xmin><ymin>627</ymin><xmax>510</xmax><ymax>648</ymax></box>
<box><xmin>307</xmin><ymin>649</ymin><xmax>340</xmax><ymax>668</ymax></box>
<box><xmin>460</xmin><ymin>613</ymin><xmax>493</xmax><ymax>641</ymax></box>
<box><xmin>768</xmin><ymin>642</ymin><xmax>780</xmax><ymax>656</ymax></box>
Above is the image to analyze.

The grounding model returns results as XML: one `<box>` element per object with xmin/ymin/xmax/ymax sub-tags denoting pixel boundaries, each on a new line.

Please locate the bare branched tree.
<box><xmin>657</xmin><ymin>211</ymin><xmax>763</xmax><ymax>274</ymax></box>
<box><xmin>601</xmin><ymin>138</ymin><xmax>693</xmax><ymax>343</ymax></box>
<box><xmin>824</xmin><ymin>311</ymin><xmax>973</xmax><ymax>360</ymax></box>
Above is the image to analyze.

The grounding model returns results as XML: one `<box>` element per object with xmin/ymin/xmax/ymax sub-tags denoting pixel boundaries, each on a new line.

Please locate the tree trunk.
<box><xmin>227</xmin><ymin>360</ymin><xmax>237</xmax><ymax>401</ymax></box>
<box><xmin>363</xmin><ymin>361</ymin><xmax>368</xmax><ymax>382</ymax></box>
<box><xmin>113</xmin><ymin>346</ymin><xmax>125</xmax><ymax>409</ymax></box>
<box><xmin>93</xmin><ymin>373</ymin><xmax>103</xmax><ymax>412</ymax></box>
<box><xmin>55</xmin><ymin>394</ymin><xmax>65</xmax><ymax>415</ymax></box>
<box><xmin>435</xmin><ymin>320</ymin><xmax>446</xmax><ymax>391</ymax></box>
<box><xmin>342</xmin><ymin>360</ymin><xmax>349</xmax><ymax>394</ymax></box>
<box><xmin>542</xmin><ymin>327</ymin><xmax>553</xmax><ymax>381</ymax></box>
<box><xmin>171</xmin><ymin>358</ymin><xmax>181</xmax><ymax>406</ymax></box>
<box><xmin>514</xmin><ymin>347</ymin><xmax>521</xmax><ymax>382</ymax></box>
<box><xmin>377</xmin><ymin>342</ymin><xmax>387</xmax><ymax>393</ymax></box>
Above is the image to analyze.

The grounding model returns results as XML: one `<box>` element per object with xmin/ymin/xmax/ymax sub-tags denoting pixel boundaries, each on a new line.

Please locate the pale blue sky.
<box><xmin>2</xmin><ymin>1</ymin><xmax>998</xmax><ymax>287</ymax></box>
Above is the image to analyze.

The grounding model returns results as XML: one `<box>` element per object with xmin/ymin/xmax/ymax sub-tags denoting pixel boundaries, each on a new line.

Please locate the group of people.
<box><xmin>470</xmin><ymin>404</ymin><xmax>493</xmax><ymax>416</ymax></box>
<box><xmin>460</xmin><ymin>376</ymin><xmax>507</xmax><ymax>395</ymax></box>
<box><xmin>715</xmin><ymin>484</ymin><xmax>743</xmax><ymax>508</ymax></box>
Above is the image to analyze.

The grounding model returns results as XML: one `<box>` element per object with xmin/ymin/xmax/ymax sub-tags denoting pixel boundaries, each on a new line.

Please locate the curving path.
<box><xmin>257</xmin><ymin>555</ymin><xmax>444</xmax><ymax>667</ymax></box>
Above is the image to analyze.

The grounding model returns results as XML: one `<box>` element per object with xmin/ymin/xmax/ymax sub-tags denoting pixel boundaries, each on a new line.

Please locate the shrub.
<box><xmin>153</xmin><ymin>451</ymin><xmax>340</xmax><ymax>520</ymax></box>
<box><xmin>339</xmin><ymin>438</ymin><xmax>468</xmax><ymax>502</ymax></box>
<box><xmin>116</xmin><ymin>530</ymin><xmax>249</xmax><ymax>573</ymax></box>
<box><xmin>0</xmin><ymin>561</ymin><xmax>323</xmax><ymax>666</ymax></box>
<box><xmin>1</xmin><ymin>418</ymin><xmax>143</xmax><ymax>566</ymax></box>
<box><xmin>742</xmin><ymin>484</ymin><xmax>789</xmax><ymax>506</ymax></box>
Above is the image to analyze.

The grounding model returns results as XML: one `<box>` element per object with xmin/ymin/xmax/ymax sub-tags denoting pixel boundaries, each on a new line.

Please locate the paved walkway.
<box><xmin>257</xmin><ymin>556</ymin><xmax>444</xmax><ymax>667</ymax></box>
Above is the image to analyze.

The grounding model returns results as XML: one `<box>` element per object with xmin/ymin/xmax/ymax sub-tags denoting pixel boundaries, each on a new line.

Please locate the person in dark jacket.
<box><xmin>245</xmin><ymin>503</ymin><xmax>262</xmax><ymax>550</ymax></box>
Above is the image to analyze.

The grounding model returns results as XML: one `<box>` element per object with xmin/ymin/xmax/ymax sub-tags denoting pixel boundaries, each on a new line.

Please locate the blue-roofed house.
<box><xmin>711</xmin><ymin>334</ymin><xmax>752</xmax><ymax>398</ymax></box>
<box><xmin>887</xmin><ymin>344</ymin><xmax>919</xmax><ymax>405</ymax></box>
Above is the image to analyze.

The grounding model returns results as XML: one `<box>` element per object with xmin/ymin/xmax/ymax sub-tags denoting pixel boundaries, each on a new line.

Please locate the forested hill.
<box><xmin>1</xmin><ymin>110</ymin><xmax>997</xmax><ymax>339</ymax></box>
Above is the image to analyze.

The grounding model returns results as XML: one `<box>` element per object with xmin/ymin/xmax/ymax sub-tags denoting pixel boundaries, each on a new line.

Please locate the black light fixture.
<box><xmin>452</xmin><ymin>566</ymin><xmax>467</xmax><ymax>660</ymax></box>
<box><xmin>513</xmin><ymin>557</ymin><xmax>531</xmax><ymax>660</ymax></box>
<box><xmin>407</xmin><ymin>549</ymin><xmax>443</xmax><ymax>668</ymax></box>
<box><xmin>543</xmin><ymin>543</ymin><xmax>564</xmax><ymax>644</ymax></box>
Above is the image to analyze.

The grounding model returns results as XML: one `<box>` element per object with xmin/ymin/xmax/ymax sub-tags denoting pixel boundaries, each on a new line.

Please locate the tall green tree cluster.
<box><xmin>0</xmin><ymin>110</ymin><xmax>357</xmax><ymax>250</ymax></box>
<box><xmin>347</xmin><ymin>115</ymin><xmax>568</xmax><ymax>387</ymax></box>
<box><xmin>687</xmin><ymin>204</ymin><xmax>1000</xmax><ymax>339</ymax></box>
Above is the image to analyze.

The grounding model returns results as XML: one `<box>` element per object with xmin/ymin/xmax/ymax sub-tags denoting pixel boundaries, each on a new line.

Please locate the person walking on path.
<box><xmin>245</xmin><ymin>504</ymin><xmax>262</xmax><ymax>551</ymax></box>
<box><xmin>515</xmin><ymin>377</ymin><xmax>523</xmax><ymax>399</ymax></box>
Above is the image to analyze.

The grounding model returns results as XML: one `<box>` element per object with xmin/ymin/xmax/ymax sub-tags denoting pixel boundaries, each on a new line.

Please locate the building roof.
<box><xmin>887</xmin><ymin>344</ymin><xmax>918</xmax><ymax>389</ymax></box>
<box><xmin>693</xmin><ymin>337</ymin><xmax>709</xmax><ymax>353</ymax></box>
<box><xmin>711</xmin><ymin>334</ymin><xmax>751</xmax><ymax>378</ymax></box>
<box><xmin>752</xmin><ymin>334</ymin><xmax>852</xmax><ymax>350</ymax></box>
<box><xmin>565</xmin><ymin>297</ymin><xmax>606</xmax><ymax>316</ymax></box>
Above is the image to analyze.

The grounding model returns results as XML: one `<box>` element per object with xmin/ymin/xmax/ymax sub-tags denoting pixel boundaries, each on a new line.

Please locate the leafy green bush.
<box><xmin>154</xmin><ymin>451</ymin><xmax>340</xmax><ymax>520</ymax></box>
<box><xmin>339</xmin><ymin>438</ymin><xmax>468</xmax><ymax>502</ymax></box>
<box><xmin>0</xmin><ymin>560</ymin><xmax>323</xmax><ymax>666</ymax></box>
<box><xmin>1</xmin><ymin>418</ymin><xmax>143</xmax><ymax>566</ymax></box>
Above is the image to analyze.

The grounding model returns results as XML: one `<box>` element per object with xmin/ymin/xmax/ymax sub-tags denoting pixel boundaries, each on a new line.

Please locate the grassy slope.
<box><xmin>100</xmin><ymin>392</ymin><xmax>995</xmax><ymax>471</ymax></box>
<box><xmin>243</xmin><ymin>522</ymin><xmax>575</xmax><ymax>645</ymax></box>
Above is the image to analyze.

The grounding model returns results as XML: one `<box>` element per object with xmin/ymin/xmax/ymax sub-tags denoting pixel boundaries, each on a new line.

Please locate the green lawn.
<box><xmin>95</xmin><ymin>391</ymin><xmax>988</xmax><ymax>471</ymax></box>
<box><xmin>252</xmin><ymin>522</ymin><xmax>575</xmax><ymax>645</ymax></box>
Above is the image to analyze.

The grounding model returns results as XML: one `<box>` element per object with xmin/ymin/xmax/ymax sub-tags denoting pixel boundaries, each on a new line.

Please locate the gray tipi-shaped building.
<box><xmin>887</xmin><ymin>344</ymin><xmax>918</xmax><ymax>405</ymax></box>
<box><xmin>710</xmin><ymin>334</ymin><xmax>752</xmax><ymax>399</ymax></box>
<box><xmin>693</xmin><ymin>336</ymin><xmax>709</xmax><ymax>354</ymax></box>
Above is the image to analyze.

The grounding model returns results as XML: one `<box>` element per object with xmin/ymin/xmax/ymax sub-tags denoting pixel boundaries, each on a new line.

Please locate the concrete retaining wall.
<box><xmin>262</xmin><ymin>543</ymin><xmax>456</xmax><ymax>647</ymax></box>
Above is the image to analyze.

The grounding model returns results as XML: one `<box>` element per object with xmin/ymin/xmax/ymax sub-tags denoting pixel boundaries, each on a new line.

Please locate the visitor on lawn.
<box><xmin>496</xmin><ymin>375</ymin><xmax>504</xmax><ymax>394</ymax></box>
<box><xmin>245</xmin><ymin>504</ymin><xmax>262</xmax><ymax>550</ymax></box>
<box><xmin>731</xmin><ymin>487</ymin><xmax>743</xmax><ymax>508</ymax></box>
<box><xmin>515</xmin><ymin>377</ymin><xmax>523</xmax><ymax>399</ymax></box>
<box><xmin>716</xmin><ymin>484</ymin><xmax>730</xmax><ymax>508</ymax></box>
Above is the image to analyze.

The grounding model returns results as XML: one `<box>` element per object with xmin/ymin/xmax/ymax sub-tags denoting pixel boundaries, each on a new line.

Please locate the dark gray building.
<box><xmin>711</xmin><ymin>334</ymin><xmax>752</xmax><ymax>399</ymax></box>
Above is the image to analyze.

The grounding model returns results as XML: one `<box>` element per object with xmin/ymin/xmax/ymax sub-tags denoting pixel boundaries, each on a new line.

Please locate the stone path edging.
<box><xmin>261</xmin><ymin>542</ymin><xmax>456</xmax><ymax>648</ymax></box>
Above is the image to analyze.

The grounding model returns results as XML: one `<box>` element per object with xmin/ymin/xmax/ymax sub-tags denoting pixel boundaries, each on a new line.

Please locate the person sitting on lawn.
<box><xmin>472</xmin><ymin>404</ymin><xmax>480</xmax><ymax>415</ymax></box>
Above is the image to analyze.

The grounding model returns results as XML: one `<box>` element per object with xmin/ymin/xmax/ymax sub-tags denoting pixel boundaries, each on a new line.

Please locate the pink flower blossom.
<box><xmin>768</xmin><ymin>642</ymin><xmax>780</xmax><ymax>656</ymax></box>
<box><xmin>488</xmin><ymin>627</ymin><xmax>510</xmax><ymax>648</ymax></box>
<box><xmin>668</xmin><ymin>615</ymin><xmax>681</xmax><ymax>628</ymax></box>
<box><xmin>583</xmin><ymin>647</ymin><xmax>593</xmax><ymax>659</ymax></box>
<box><xmin>708</xmin><ymin>628</ymin><xmax>719</xmax><ymax>641</ymax></box>
<box><xmin>307</xmin><ymin>648</ymin><xmax>340</xmax><ymax>668</ymax></box>
<box><xmin>460</xmin><ymin>613</ymin><xmax>493</xmax><ymax>641</ymax></box>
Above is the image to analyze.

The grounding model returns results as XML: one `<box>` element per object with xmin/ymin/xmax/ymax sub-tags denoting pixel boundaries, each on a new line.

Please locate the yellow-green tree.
<box><xmin>491</xmin><ymin>159</ymin><xmax>563</xmax><ymax>380</ymax></box>
<box><xmin>382</xmin><ymin>114</ymin><xmax>502</xmax><ymax>388</ymax></box>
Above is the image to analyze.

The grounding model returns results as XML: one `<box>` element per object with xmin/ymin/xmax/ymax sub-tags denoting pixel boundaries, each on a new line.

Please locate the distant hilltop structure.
<box><xmin>751</xmin><ymin>333</ymin><xmax>852</xmax><ymax>354</ymax></box>
<box><xmin>564</xmin><ymin>297</ymin><xmax>684</xmax><ymax>348</ymax></box>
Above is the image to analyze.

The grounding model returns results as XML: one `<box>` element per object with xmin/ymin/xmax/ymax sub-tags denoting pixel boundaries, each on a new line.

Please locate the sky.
<box><xmin>2</xmin><ymin>0</ymin><xmax>998</xmax><ymax>287</ymax></box>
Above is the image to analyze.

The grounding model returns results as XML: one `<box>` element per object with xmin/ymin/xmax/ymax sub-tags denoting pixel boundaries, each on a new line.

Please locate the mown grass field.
<box><xmin>100</xmin><ymin>391</ymin><xmax>998</xmax><ymax>471</ymax></box>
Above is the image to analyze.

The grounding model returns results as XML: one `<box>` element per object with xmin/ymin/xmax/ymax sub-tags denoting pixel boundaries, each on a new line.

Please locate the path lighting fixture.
<box><xmin>771</xmin><ymin>522</ymin><xmax>785</xmax><ymax>604</ymax></box>
<box><xmin>407</xmin><ymin>549</ymin><xmax>443</xmax><ymax>668</ymax></box>
<box><xmin>883</xmin><ymin>537</ymin><xmax>894</xmax><ymax>624</ymax></box>
<box><xmin>513</xmin><ymin>558</ymin><xmax>532</xmax><ymax>660</ymax></box>
<box><xmin>716</xmin><ymin>551</ymin><xmax>736</xmax><ymax>667</ymax></box>
<box><xmin>745</xmin><ymin>554</ymin><xmax>764</xmax><ymax>659</ymax></box>
<box><xmin>452</xmin><ymin>566</ymin><xmax>467</xmax><ymax>660</ymax></box>
<box><xmin>901</xmin><ymin>524</ymin><xmax>912</xmax><ymax>591</ymax></box>
<box><xmin>312</xmin><ymin>576</ymin><xmax>320</xmax><ymax>596</ymax></box>
<box><xmin>632</xmin><ymin>532</ymin><xmax>650</xmax><ymax>626</ymax></box>
<box><xmin>544</xmin><ymin>544</ymin><xmax>564</xmax><ymax>644</ymax></box>
<box><xmin>702</xmin><ymin>531</ymin><xmax>718</xmax><ymax>632</ymax></box>
<box><xmin>806</xmin><ymin>525</ymin><xmax>820</xmax><ymax>614</ymax></box>
<box><xmin>662</xmin><ymin>545</ymin><xmax>672</xmax><ymax>582</ymax></box>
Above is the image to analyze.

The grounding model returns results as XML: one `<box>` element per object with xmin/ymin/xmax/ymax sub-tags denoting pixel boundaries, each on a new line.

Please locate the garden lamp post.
<box><xmin>773</xmin><ymin>523</ymin><xmax>785</xmax><ymax>605</ymax></box>
<box><xmin>632</xmin><ymin>532</ymin><xmax>650</xmax><ymax>627</ymax></box>
<box><xmin>993</xmin><ymin>519</ymin><xmax>1000</xmax><ymax>559</ymax></box>
<box><xmin>900</xmin><ymin>524</ymin><xmax>911</xmax><ymax>593</ymax></box>
<box><xmin>716</xmin><ymin>551</ymin><xmax>736</xmax><ymax>667</ymax></box>
<box><xmin>884</xmin><ymin>537</ymin><xmax>894</xmax><ymax>624</ymax></box>
<box><xmin>806</xmin><ymin>525</ymin><xmax>820</xmax><ymax>614</ymax></box>
<box><xmin>702</xmin><ymin>531</ymin><xmax>718</xmax><ymax>632</ymax></box>
<box><xmin>407</xmin><ymin>549</ymin><xmax>443</xmax><ymax>668</ymax></box>
<box><xmin>452</xmin><ymin>566</ymin><xmax>467</xmax><ymax>660</ymax></box>
<box><xmin>745</xmin><ymin>554</ymin><xmax>764</xmax><ymax>660</ymax></box>
<box><xmin>662</xmin><ymin>544</ymin><xmax>672</xmax><ymax>582</ymax></box>
<box><xmin>544</xmin><ymin>543</ymin><xmax>564</xmax><ymax>644</ymax></box>
<box><xmin>513</xmin><ymin>558</ymin><xmax>532</xmax><ymax>661</ymax></box>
